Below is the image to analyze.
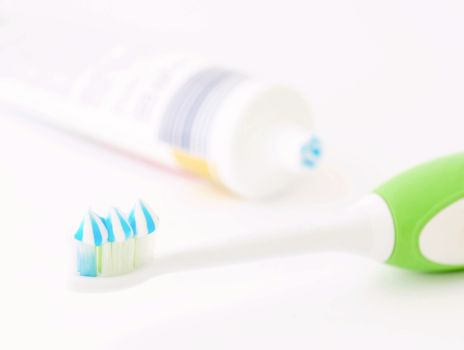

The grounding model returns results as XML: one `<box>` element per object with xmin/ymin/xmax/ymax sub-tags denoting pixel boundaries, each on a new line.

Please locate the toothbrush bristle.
<box><xmin>76</xmin><ymin>242</ymin><xmax>98</xmax><ymax>277</ymax></box>
<box><xmin>101</xmin><ymin>240</ymin><xmax>135</xmax><ymax>276</ymax></box>
<box><xmin>134</xmin><ymin>235</ymin><xmax>155</xmax><ymax>267</ymax></box>
<box><xmin>130</xmin><ymin>199</ymin><xmax>158</xmax><ymax>267</ymax></box>
<box><xmin>74</xmin><ymin>202</ymin><xmax>158</xmax><ymax>278</ymax></box>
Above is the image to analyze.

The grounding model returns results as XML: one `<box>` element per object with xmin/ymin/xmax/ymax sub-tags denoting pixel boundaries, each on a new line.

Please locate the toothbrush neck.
<box><xmin>156</xmin><ymin>195</ymin><xmax>395</xmax><ymax>276</ymax></box>
<box><xmin>234</xmin><ymin>194</ymin><xmax>395</xmax><ymax>263</ymax></box>
<box><xmin>296</xmin><ymin>194</ymin><xmax>395</xmax><ymax>261</ymax></box>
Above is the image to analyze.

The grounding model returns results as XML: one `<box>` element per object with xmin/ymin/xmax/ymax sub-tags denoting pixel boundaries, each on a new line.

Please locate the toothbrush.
<box><xmin>74</xmin><ymin>200</ymin><xmax>159</xmax><ymax>277</ymax></box>
<box><xmin>73</xmin><ymin>153</ymin><xmax>464</xmax><ymax>282</ymax></box>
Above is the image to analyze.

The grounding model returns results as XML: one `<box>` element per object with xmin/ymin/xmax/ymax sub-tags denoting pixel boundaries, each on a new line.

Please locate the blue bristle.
<box><xmin>77</xmin><ymin>243</ymin><xmax>97</xmax><ymax>277</ymax></box>
<box><xmin>140</xmin><ymin>202</ymin><xmax>156</xmax><ymax>234</ymax></box>
<box><xmin>128</xmin><ymin>210</ymin><xmax>137</xmax><ymax>234</ymax></box>
<box><xmin>74</xmin><ymin>219</ymin><xmax>85</xmax><ymax>241</ymax></box>
<box><xmin>104</xmin><ymin>215</ymin><xmax>115</xmax><ymax>243</ymax></box>
<box><xmin>115</xmin><ymin>209</ymin><xmax>132</xmax><ymax>239</ymax></box>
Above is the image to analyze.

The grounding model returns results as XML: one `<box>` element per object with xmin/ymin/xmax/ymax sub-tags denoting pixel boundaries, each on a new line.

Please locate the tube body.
<box><xmin>0</xmin><ymin>30</ymin><xmax>321</xmax><ymax>198</ymax></box>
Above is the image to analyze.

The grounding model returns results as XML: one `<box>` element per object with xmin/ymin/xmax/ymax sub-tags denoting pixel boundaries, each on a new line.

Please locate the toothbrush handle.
<box><xmin>376</xmin><ymin>153</ymin><xmax>464</xmax><ymax>272</ymax></box>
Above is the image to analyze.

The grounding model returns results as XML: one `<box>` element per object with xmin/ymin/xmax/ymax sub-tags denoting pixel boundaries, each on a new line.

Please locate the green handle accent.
<box><xmin>375</xmin><ymin>153</ymin><xmax>464</xmax><ymax>272</ymax></box>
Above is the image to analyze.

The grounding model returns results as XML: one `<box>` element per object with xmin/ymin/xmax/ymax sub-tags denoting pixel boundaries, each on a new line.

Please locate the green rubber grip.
<box><xmin>375</xmin><ymin>153</ymin><xmax>464</xmax><ymax>272</ymax></box>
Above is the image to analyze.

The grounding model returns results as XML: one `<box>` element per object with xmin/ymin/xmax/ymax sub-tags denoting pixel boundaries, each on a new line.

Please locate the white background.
<box><xmin>1</xmin><ymin>1</ymin><xmax>464</xmax><ymax>349</ymax></box>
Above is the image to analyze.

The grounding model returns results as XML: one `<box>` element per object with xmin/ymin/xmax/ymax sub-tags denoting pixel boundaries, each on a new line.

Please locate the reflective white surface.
<box><xmin>1</xmin><ymin>1</ymin><xmax>464</xmax><ymax>349</ymax></box>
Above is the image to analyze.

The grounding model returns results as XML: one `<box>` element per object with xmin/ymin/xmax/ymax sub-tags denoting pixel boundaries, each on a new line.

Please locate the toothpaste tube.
<box><xmin>0</xmin><ymin>26</ymin><xmax>322</xmax><ymax>198</ymax></box>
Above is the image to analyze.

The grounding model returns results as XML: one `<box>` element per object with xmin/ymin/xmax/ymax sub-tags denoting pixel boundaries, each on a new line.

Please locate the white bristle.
<box><xmin>134</xmin><ymin>235</ymin><xmax>155</xmax><ymax>267</ymax></box>
<box><xmin>112</xmin><ymin>241</ymin><xmax>134</xmax><ymax>275</ymax></box>
<box><xmin>100</xmin><ymin>239</ymin><xmax>136</xmax><ymax>276</ymax></box>
<box><xmin>100</xmin><ymin>243</ymin><xmax>113</xmax><ymax>277</ymax></box>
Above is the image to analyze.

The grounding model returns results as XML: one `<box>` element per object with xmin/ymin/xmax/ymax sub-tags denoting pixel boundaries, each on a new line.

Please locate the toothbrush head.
<box><xmin>74</xmin><ymin>201</ymin><xmax>159</xmax><ymax>278</ymax></box>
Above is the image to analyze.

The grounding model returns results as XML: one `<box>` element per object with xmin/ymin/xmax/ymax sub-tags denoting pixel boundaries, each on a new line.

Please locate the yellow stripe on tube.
<box><xmin>172</xmin><ymin>149</ymin><xmax>217</xmax><ymax>181</ymax></box>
